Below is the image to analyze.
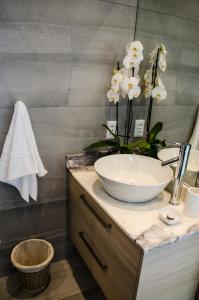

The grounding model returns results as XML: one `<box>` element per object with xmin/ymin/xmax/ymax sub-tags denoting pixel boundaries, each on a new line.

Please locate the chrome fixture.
<box><xmin>161</xmin><ymin>142</ymin><xmax>191</xmax><ymax>205</ymax></box>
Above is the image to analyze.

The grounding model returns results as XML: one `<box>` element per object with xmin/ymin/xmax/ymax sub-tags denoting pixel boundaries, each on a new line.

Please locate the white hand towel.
<box><xmin>0</xmin><ymin>101</ymin><xmax>47</xmax><ymax>202</ymax></box>
<box><xmin>190</xmin><ymin>107</ymin><xmax>199</xmax><ymax>150</ymax></box>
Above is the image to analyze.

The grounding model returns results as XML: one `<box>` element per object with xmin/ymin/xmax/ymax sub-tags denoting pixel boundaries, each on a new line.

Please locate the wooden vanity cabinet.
<box><xmin>69</xmin><ymin>174</ymin><xmax>199</xmax><ymax>300</ymax></box>
<box><xmin>68</xmin><ymin>174</ymin><xmax>142</xmax><ymax>300</ymax></box>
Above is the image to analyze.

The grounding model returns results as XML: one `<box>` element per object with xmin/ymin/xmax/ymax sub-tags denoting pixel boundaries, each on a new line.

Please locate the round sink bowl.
<box><xmin>94</xmin><ymin>154</ymin><xmax>173</xmax><ymax>203</ymax></box>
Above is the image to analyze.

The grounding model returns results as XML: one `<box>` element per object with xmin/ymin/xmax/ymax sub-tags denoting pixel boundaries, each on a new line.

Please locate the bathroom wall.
<box><xmin>1</xmin><ymin>0</ymin><xmax>198</xmax><ymax>276</ymax></box>
<box><xmin>135</xmin><ymin>0</ymin><xmax>199</xmax><ymax>142</ymax></box>
<box><xmin>0</xmin><ymin>0</ymin><xmax>138</xmax><ymax>275</ymax></box>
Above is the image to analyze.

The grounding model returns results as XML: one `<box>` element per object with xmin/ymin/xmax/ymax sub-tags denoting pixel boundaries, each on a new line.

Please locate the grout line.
<box><xmin>0</xmin><ymin>228</ymin><xmax>69</xmax><ymax>250</ymax></box>
<box><xmin>138</xmin><ymin>7</ymin><xmax>199</xmax><ymax>24</ymax></box>
<box><xmin>99</xmin><ymin>0</ymin><xmax>137</xmax><ymax>8</ymax></box>
<box><xmin>0</xmin><ymin>197</ymin><xmax>67</xmax><ymax>213</ymax></box>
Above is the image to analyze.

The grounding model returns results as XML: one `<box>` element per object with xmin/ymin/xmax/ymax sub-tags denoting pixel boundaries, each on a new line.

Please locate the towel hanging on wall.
<box><xmin>0</xmin><ymin>101</ymin><xmax>47</xmax><ymax>202</ymax></box>
<box><xmin>190</xmin><ymin>106</ymin><xmax>199</xmax><ymax>150</ymax></box>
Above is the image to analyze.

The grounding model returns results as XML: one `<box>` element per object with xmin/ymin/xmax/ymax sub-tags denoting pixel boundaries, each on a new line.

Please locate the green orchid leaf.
<box><xmin>130</xmin><ymin>140</ymin><xmax>150</xmax><ymax>150</ymax></box>
<box><xmin>119</xmin><ymin>145</ymin><xmax>132</xmax><ymax>154</ymax></box>
<box><xmin>122</xmin><ymin>140</ymin><xmax>150</xmax><ymax>151</ymax></box>
<box><xmin>159</xmin><ymin>139</ymin><xmax>166</xmax><ymax>147</ymax></box>
<box><xmin>119</xmin><ymin>141</ymin><xmax>150</xmax><ymax>154</ymax></box>
<box><xmin>84</xmin><ymin>139</ymin><xmax>120</xmax><ymax>150</ymax></box>
<box><xmin>152</xmin><ymin>138</ymin><xmax>166</xmax><ymax>146</ymax></box>
<box><xmin>149</xmin><ymin>122</ymin><xmax>163</xmax><ymax>143</ymax></box>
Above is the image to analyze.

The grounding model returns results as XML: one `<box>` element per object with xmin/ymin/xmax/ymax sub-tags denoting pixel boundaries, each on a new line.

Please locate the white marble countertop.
<box><xmin>70</xmin><ymin>168</ymin><xmax>199</xmax><ymax>252</ymax></box>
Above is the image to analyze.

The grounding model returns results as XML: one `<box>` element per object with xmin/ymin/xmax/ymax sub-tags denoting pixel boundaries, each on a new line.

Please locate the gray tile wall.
<box><xmin>0</xmin><ymin>0</ymin><xmax>137</xmax><ymax>275</ymax></box>
<box><xmin>136</xmin><ymin>0</ymin><xmax>199</xmax><ymax>141</ymax></box>
<box><xmin>135</xmin><ymin>0</ymin><xmax>199</xmax><ymax>142</ymax></box>
<box><xmin>100</xmin><ymin>0</ymin><xmax>199</xmax><ymax>143</ymax></box>
<box><xmin>1</xmin><ymin>0</ymin><xmax>198</xmax><ymax>276</ymax></box>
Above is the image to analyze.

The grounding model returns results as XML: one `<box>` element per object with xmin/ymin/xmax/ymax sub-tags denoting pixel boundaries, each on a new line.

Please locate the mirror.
<box><xmin>134</xmin><ymin>0</ymin><xmax>199</xmax><ymax>187</ymax></box>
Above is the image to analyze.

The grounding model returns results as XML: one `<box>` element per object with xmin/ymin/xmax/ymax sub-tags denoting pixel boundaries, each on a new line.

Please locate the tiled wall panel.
<box><xmin>135</xmin><ymin>0</ymin><xmax>199</xmax><ymax>141</ymax></box>
<box><xmin>0</xmin><ymin>0</ymin><xmax>137</xmax><ymax>275</ymax></box>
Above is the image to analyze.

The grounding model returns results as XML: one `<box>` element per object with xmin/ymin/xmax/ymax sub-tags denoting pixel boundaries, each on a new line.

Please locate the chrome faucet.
<box><xmin>161</xmin><ymin>142</ymin><xmax>191</xmax><ymax>205</ymax></box>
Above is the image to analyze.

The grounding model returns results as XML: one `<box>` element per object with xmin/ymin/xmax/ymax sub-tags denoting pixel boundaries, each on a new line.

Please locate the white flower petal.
<box><xmin>127</xmin><ymin>50</ymin><xmax>143</xmax><ymax>62</ymax></box>
<box><xmin>155</xmin><ymin>76</ymin><xmax>164</xmax><ymax>87</ymax></box>
<box><xmin>128</xmin><ymin>86</ymin><xmax>141</xmax><ymax>100</ymax></box>
<box><xmin>107</xmin><ymin>90</ymin><xmax>120</xmax><ymax>103</ymax></box>
<box><xmin>119</xmin><ymin>67</ymin><xmax>129</xmax><ymax>76</ymax></box>
<box><xmin>123</xmin><ymin>55</ymin><xmax>137</xmax><ymax>69</ymax></box>
<box><xmin>133</xmin><ymin>64</ymin><xmax>140</xmax><ymax>75</ymax></box>
<box><xmin>126</xmin><ymin>41</ymin><xmax>143</xmax><ymax>53</ymax></box>
<box><xmin>111</xmin><ymin>72</ymin><xmax>124</xmax><ymax>85</ymax></box>
<box><xmin>160</xmin><ymin>44</ymin><xmax>167</xmax><ymax>56</ymax></box>
<box><xmin>135</xmin><ymin>74</ymin><xmax>140</xmax><ymax>83</ymax></box>
<box><xmin>120</xmin><ymin>77</ymin><xmax>129</xmax><ymax>94</ymax></box>
<box><xmin>111</xmin><ymin>83</ymin><xmax>120</xmax><ymax>93</ymax></box>
<box><xmin>144</xmin><ymin>69</ymin><xmax>152</xmax><ymax>83</ymax></box>
<box><xmin>143</xmin><ymin>87</ymin><xmax>152</xmax><ymax>98</ymax></box>
<box><xmin>128</xmin><ymin>89</ymin><xmax>134</xmax><ymax>100</ymax></box>
<box><xmin>152</xmin><ymin>86</ymin><xmax>167</xmax><ymax>101</ymax></box>
<box><xmin>159</xmin><ymin>53</ymin><xmax>166</xmax><ymax>72</ymax></box>
<box><xmin>121</xmin><ymin>76</ymin><xmax>139</xmax><ymax>94</ymax></box>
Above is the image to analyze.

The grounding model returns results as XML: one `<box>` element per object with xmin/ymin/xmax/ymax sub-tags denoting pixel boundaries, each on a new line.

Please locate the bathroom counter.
<box><xmin>68</xmin><ymin>166</ymin><xmax>199</xmax><ymax>300</ymax></box>
<box><xmin>70</xmin><ymin>167</ymin><xmax>199</xmax><ymax>252</ymax></box>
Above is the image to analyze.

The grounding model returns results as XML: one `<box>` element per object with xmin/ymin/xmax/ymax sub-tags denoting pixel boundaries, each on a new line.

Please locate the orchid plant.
<box><xmin>144</xmin><ymin>44</ymin><xmax>167</xmax><ymax>141</ymax></box>
<box><xmin>107</xmin><ymin>41</ymin><xmax>143</xmax><ymax>103</ymax></box>
<box><xmin>85</xmin><ymin>41</ymin><xmax>167</xmax><ymax>158</ymax></box>
<box><xmin>107</xmin><ymin>41</ymin><xmax>143</xmax><ymax>144</ymax></box>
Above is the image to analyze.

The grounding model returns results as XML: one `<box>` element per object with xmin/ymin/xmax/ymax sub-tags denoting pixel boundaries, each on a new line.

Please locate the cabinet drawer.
<box><xmin>69</xmin><ymin>175</ymin><xmax>142</xmax><ymax>300</ymax></box>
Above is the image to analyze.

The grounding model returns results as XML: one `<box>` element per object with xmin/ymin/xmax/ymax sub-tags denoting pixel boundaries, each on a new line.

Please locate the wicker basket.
<box><xmin>11</xmin><ymin>239</ymin><xmax>54</xmax><ymax>295</ymax></box>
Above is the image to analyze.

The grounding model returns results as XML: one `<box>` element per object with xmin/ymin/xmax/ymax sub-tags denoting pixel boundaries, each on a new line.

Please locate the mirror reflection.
<box><xmin>135</xmin><ymin>0</ymin><xmax>199</xmax><ymax>187</ymax></box>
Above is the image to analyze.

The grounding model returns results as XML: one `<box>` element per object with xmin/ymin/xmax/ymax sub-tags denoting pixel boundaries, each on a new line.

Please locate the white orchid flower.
<box><xmin>128</xmin><ymin>86</ymin><xmax>141</xmax><ymax>100</ymax></box>
<box><xmin>158</xmin><ymin>52</ymin><xmax>166</xmax><ymax>72</ymax></box>
<box><xmin>123</xmin><ymin>55</ymin><xmax>138</xmax><ymax>69</ymax></box>
<box><xmin>144</xmin><ymin>69</ymin><xmax>152</xmax><ymax>85</ymax></box>
<box><xmin>111</xmin><ymin>83</ymin><xmax>120</xmax><ymax>93</ymax></box>
<box><xmin>126</xmin><ymin>41</ymin><xmax>143</xmax><ymax>53</ymax></box>
<box><xmin>135</xmin><ymin>74</ymin><xmax>140</xmax><ymax>83</ymax></box>
<box><xmin>133</xmin><ymin>64</ymin><xmax>139</xmax><ymax>75</ymax></box>
<box><xmin>143</xmin><ymin>69</ymin><xmax>153</xmax><ymax>98</ymax></box>
<box><xmin>152</xmin><ymin>86</ymin><xmax>167</xmax><ymax>102</ymax></box>
<box><xmin>111</xmin><ymin>71</ymin><xmax>124</xmax><ymax>85</ymax></box>
<box><xmin>160</xmin><ymin>44</ymin><xmax>167</xmax><ymax>56</ymax></box>
<box><xmin>143</xmin><ymin>86</ymin><xmax>152</xmax><ymax>98</ymax></box>
<box><xmin>155</xmin><ymin>76</ymin><xmax>164</xmax><ymax>87</ymax></box>
<box><xmin>122</xmin><ymin>64</ymin><xmax>139</xmax><ymax>76</ymax></box>
<box><xmin>120</xmin><ymin>76</ymin><xmax>139</xmax><ymax>94</ymax></box>
<box><xmin>107</xmin><ymin>89</ymin><xmax>120</xmax><ymax>104</ymax></box>
<box><xmin>127</xmin><ymin>50</ymin><xmax>144</xmax><ymax>63</ymax></box>
<box><xmin>119</xmin><ymin>67</ymin><xmax>129</xmax><ymax>76</ymax></box>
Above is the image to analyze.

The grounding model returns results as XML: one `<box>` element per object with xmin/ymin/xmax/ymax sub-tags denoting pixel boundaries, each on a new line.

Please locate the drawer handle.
<box><xmin>79</xmin><ymin>231</ymin><xmax>108</xmax><ymax>271</ymax></box>
<box><xmin>79</xmin><ymin>194</ymin><xmax>112</xmax><ymax>231</ymax></box>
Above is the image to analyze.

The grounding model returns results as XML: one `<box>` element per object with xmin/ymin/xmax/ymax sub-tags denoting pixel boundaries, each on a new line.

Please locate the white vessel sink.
<box><xmin>94</xmin><ymin>154</ymin><xmax>173</xmax><ymax>203</ymax></box>
<box><xmin>158</xmin><ymin>148</ymin><xmax>199</xmax><ymax>186</ymax></box>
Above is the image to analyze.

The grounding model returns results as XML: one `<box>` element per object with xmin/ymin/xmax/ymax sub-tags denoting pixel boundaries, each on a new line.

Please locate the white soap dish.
<box><xmin>159</xmin><ymin>207</ymin><xmax>182</xmax><ymax>225</ymax></box>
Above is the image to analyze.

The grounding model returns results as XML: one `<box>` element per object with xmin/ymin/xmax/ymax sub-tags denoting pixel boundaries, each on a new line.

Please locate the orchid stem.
<box><xmin>116</xmin><ymin>102</ymin><xmax>119</xmax><ymax>136</ymax></box>
<box><xmin>116</xmin><ymin>61</ymin><xmax>120</xmax><ymax>137</ymax></box>
<box><xmin>146</xmin><ymin>47</ymin><xmax>160</xmax><ymax>142</ymax></box>
<box><xmin>124</xmin><ymin>100</ymin><xmax>130</xmax><ymax>144</ymax></box>
<box><xmin>124</xmin><ymin>67</ymin><xmax>135</xmax><ymax>144</ymax></box>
